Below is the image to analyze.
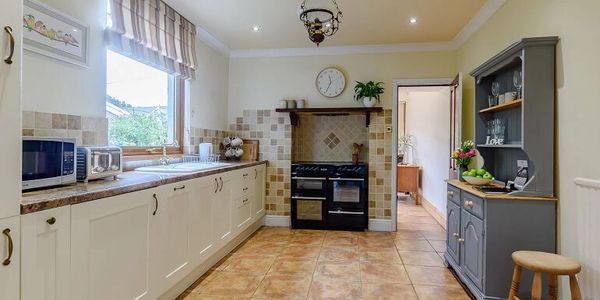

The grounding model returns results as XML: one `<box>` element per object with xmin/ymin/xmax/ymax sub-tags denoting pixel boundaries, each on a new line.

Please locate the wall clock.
<box><xmin>316</xmin><ymin>67</ymin><xmax>346</xmax><ymax>98</ymax></box>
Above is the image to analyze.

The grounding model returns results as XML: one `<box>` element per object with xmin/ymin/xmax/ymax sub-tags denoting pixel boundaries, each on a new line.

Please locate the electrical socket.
<box><xmin>386</xmin><ymin>126</ymin><xmax>392</xmax><ymax>133</ymax></box>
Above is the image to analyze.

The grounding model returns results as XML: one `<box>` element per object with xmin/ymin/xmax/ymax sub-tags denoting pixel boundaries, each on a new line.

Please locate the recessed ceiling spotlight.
<box><xmin>409</xmin><ymin>17</ymin><xmax>418</xmax><ymax>24</ymax></box>
<box><xmin>251</xmin><ymin>25</ymin><xmax>260</xmax><ymax>32</ymax></box>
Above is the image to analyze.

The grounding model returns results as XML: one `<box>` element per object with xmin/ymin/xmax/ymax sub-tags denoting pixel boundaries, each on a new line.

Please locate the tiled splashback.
<box><xmin>368</xmin><ymin>110</ymin><xmax>394</xmax><ymax>219</ymax></box>
<box><xmin>230</xmin><ymin>109</ymin><xmax>292</xmax><ymax>217</ymax></box>
<box><xmin>293</xmin><ymin>115</ymin><xmax>368</xmax><ymax>162</ymax></box>
<box><xmin>184</xmin><ymin>127</ymin><xmax>230</xmax><ymax>155</ymax></box>
<box><xmin>22</xmin><ymin>111</ymin><xmax>108</xmax><ymax>146</ymax></box>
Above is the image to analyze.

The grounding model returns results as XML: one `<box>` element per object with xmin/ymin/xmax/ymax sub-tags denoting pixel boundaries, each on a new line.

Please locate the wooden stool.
<box><xmin>508</xmin><ymin>251</ymin><xmax>582</xmax><ymax>300</ymax></box>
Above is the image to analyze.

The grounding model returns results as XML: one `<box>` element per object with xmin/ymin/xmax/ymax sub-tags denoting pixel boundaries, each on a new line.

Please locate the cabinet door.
<box><xmin>214</xmin><ymin>174</ymin><xmax>233</xmax><ymax>245</ymax></box>
<box><xmin>71</xmin><ymin>190</ymin><xmax>155</xmax><ymax>300</ymax></box>
<box><xmin>188</xmin><ymin>177</ymin><xmax>217</xmax><ymax>267</ymax></box>
<box><xmin>460</xmin><ymin>210</ymin><xmax>485</xmax><ymax>290</ymax></box>
<box><xmin>21</xmin><ymin>207</ymin><xmax>71</xmax><ymax>300</ymax></box>
<box><xmin>253</xmin><ymin>165</ymin><xmax>266</xmax><ymax>217</ymax></box>
<box><xmin>152</xmin><ymin>182</ymin><xmax>192</xmax><ymax>293</ymax></box>
<box><xmin>0</xmin><ymin>0</ymin><xmax>23</xmax><ymax>220</ymax></box>
<box><xmin>234</xmin><ymin>195</ymin><xmax>252</xmax><ymax>231</ymax></box>
<box><xmin>0</xmin><ymin>216</ymin><xmax>20</xmax><ymax>300</ymax></box>
<box><xmin>446</xmin><ymin>200</ymin><xmax>460</xmax><ymax>265</ymax></box>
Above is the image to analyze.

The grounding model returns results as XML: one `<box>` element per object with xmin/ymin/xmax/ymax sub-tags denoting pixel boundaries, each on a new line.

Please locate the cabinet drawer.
<box><xmin>462</xmin><ymin>192</ymin><xmax>484</xmax><ymax>219</ymax></box>
<box><xmin>447</xmin><ymin>185</ymin><xmax>460</xmax><ymax>204</ymax></box>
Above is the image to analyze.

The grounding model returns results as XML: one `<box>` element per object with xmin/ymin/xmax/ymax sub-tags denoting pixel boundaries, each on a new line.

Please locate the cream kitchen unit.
<box><xmin>19</xmin><ymin>163</ymin><xmax>267</xmax><ymax>300</ymax></box>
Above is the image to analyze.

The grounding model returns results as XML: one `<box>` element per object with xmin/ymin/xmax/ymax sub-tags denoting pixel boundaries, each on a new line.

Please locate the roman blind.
<box><xmin>106</xmin><ymin>0</ymin><xmax>197</xmax><ymax>79</ymax></box>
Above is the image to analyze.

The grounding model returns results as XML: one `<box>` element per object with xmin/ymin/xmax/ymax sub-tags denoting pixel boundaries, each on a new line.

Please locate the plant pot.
<box><xmin>352</xmin><ymin>154</ymin><xmax>359</xmax><ymax>165</ymax></box>
<box><xmin>363</xmin><ymin>97</ymin><xmax>377</xmax><ymax>107</ymax></box>
<box><xmin>459</xmin><ymin>166</ymin><xmax>467</xmax><ymax>182</ymax></box>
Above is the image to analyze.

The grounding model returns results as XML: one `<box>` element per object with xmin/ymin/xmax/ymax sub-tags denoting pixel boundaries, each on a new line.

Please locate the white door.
<box><xmin>188</xmin><ymin>177</ymin><xmax>217</xmax><ymax>266</ymax></box>
<box><xmin>71</xmin><ymin>189</ymin><xmax>156</xmax><ymax>300</ymax></box>
<box><xmin>152</xmin><ymin>182</ymin><xmax>191</xmax><ymax>293</ymax></box>
<box><xmin>0</xmin><ymin>0</ymin><xmax>23</xmax><ymax>219</ymax></box>
<box><xmin>214</xmin><ymin>174</ymin><xmax>233</xmax><ymax>245</ymax></box>
<box><xmin>0</xmin><ymin>216</ymin><xmax>20</xmax><ymax>300</ymax></box>
<box><xmin>449</xmin><ymin>73</ymin><xmax>463</xmax><ymax>179</ymax></box>
<box><xmin>21</xmin><ymin>207</ymin><xmax>71</xmax><ymax>300</ymax></box>
<box><xmin>253</xmin><ymin>165</ymin><xmax>266</xmax><ymax>217</ymax></box>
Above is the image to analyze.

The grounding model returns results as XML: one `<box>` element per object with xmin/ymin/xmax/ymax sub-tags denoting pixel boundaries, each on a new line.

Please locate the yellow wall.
<box><xmin>228</xmin><ymin>51</ymin><xmax>456</xmax><ymax>120</ymax></box>
<box><xmin>457</xmin><ymin>0</ymin><xmax>600</xmax><ymax>297</ymax></box>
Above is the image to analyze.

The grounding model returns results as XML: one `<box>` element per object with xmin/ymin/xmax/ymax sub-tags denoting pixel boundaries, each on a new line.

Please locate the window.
<box><xmin>106</xmin><ymin>50</ymin><xmax>183</xmax><ymax>155</ymax></box>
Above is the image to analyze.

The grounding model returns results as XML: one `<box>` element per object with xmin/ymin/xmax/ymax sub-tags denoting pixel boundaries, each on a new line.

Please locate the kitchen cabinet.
<box><xmin>21</xmin><ymin>207</ymin><xmax>71</xmax><ymax>300</ymax></box>
<box><xmin>234</xmin><ymin>170</ymin><xmax>253</xmax><ymax>232</ymax></box>
<box><xmin>0</xmin><ymin>0</ymin><xmax>23</xmax><ymax>220</ymax></box>
<box><xmin>188</xmin><ymin>176</ymin><xmax>217</xmax><ymax>266</ymax></box>
<box><xmin>446</xmin><ymin>199</ymin><xmax>460</xmax><ymax>265</ymax></box>
<box><xmin>213</xmin><ymin>173</ymin><xmax>234</xmax><ymax>246</ymax></box>
<box><xmin>0</xmin><ymin>216</ymin><xmax>20</xmax><ymax>300</ymax></box>
<box><xmin>70</xmin><ymin>189</ymin><xmax>157</xmax><ymax>300</ymax></box>
<box><xmin>152</xmin><ymin>181</ymin><xmax>193</xmax><ymax>294</ymax></box>
<box><xmin>253</xmin><ymin>165</ymin><xmax>266</xmax><ymax>217</ymax></box>
<box><xmin>460</xmin><ymin>209</ymin><xmax>484</xmax><ymax>290</ymax></box>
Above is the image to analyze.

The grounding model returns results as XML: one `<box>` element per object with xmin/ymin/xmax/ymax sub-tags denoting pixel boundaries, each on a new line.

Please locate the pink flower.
<box><xmin>468</xmin><ymin>149</ymin><xmax>477</xmax><ymax>157</ymax></box>
<box><xmin>458</xmin><ymin>151</ymin><xmax>465</xmax><ymax>158</ymax></box>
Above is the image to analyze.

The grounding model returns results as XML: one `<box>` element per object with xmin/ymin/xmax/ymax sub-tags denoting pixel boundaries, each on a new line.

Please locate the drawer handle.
<box><xmin>174</xmin><ymin>185</ymin><xmax>186</xmax><ymax>191</ymax></box>
<box><xmin>3</xmin><ymin>26</ymin><xmax>15</xmax><ymax>65</ymax></box>
<box><xmin>254</xmin><ymin>169</ymin><xmax>257</xmax><ymax>179</ymax></box>
<box><xmin>243</xmin><ymin>187</ymin><xmax>248</xmax><ymax>191</ymax></box>
<box><xmin>2</xmin><ymin>228</ymin><xmax>13</xmax><ymax>266</ymax></box>
<box><xmin>453</xmin><ymin>232</ymin><xmax>459</xmax><ymax>239</ymax></box>
<box><xmin>219</xmin><ymin>177</ymin><xmax>223</xmax><ymax>192</ymax></box>
<box><xmin>458</xmin><ymin>238</ymin><xmax>465</xmax><ymax>244</ymax></box>
<box><xmin>463</xmin><ymin>200</ymin><xmax>474</xmax><ymax>209</ymax></box>
<box><xmin>47</xmin><ymin>217</ymin><xmax>56</xmax><ymax>225</ymax></box>
<box><xmin>152</xmin><ymin>193</ymin><xmax>159</xmax><ymax>216</ymax></box>
<box><xmin>214</xmin><ymin>178</ymin><xmax>219</xmax><ymax>193</ymax></box>
<box><xmin>447</xmin><ymin>191</ymin><xmax>454</xmax><ymax>197</ymax></box>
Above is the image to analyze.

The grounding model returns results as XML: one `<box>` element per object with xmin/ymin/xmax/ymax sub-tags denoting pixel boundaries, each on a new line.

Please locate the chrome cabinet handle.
<box><xmin>463</xmin><ymin>200</ymin><xmax>474</xmax><ymax>209</ymax></box>
<box><xmin>243</xmin><ymin>187</ymin><xmax>248</xmax><ymax>192</ymax></box>
<box><xmin>3</xmin><ymin>26</ymin><xmax>15</xmax><ymax>65</ymax></box>
<box><xmin>447</xmin><ymin>191</ymin><xmax>454</xmax><ymax>197</ymax></box>
<box><xmin>214</xmin><ymin>178</ymin><xmax>219</xmax><ymax>193</ymax></box>
<box><xmin>47</xmin><ymin>217</ymin><xmax>56</xmax><ymax>225</ymax></box>
<box><xmin>174</xmin><ymin>185</ymin><xmax>186</xmax><ymax>191</ymax></box>
<box><xmin>254</xmin><ymin>169</ymin><xmax>258</xmax><ymax>179</ymax></box>
<box><xmin>152</xmin><ymin>193</ymin><xmax>159</xmax><ymax>216</ymax></box>
<box><xmin>2</xmin><ymin>228</ymin><xmax>13</xmax><ymax>266</ymax></box>
<box><xmin>219</xmin><ymin>177</ymin><xmax>223</xmax><ymax>192</ymax></box>
<box><xmin>453</xmin><ymin>232</ymin><xmax>459</xmax><ymax>239</ymax></box>
<box><xmin>458</xmin><ymin>238</ymin><xmax>465</xmax><ymax>244</ymax></box>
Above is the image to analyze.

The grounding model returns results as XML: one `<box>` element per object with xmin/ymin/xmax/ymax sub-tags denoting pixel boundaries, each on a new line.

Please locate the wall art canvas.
<box><xmin>23</xmin><ymin>0</ymin><xmax>89</xmax><ymax>67</ymax></box>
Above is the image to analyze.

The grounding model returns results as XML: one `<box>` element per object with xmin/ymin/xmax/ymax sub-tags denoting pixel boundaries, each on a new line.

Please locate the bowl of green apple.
<box><xmin>463</xmin><ymin>169</ymin><xmax>494</xmax><ymax>186</ymax></box>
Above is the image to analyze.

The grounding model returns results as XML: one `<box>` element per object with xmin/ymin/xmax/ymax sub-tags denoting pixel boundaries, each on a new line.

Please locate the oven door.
<box><xmin>291</xmin><ymin>176</ymin><xmax>327</xmax><ymax>197</ymax></box>
<box><xmin>22</xmin><ymin>139</ymin><xmax>64</xmax><ymax>190</ymax></box>
<box><xmin>328</xmin><ymin>177</ymin><xmax>367</xmax><ymax>210</ymax></box>
<box><xmin>291</xmin><ymin>196</ymin><xmax>327</xmax><ymax>229</ymax></box>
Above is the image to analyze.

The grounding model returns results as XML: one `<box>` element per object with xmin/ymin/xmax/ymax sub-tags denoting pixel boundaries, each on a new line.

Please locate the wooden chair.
<box><xmin>508</xmin><ymin>251</ymin><xmax>582</xmax><ymax>300</ymax></box>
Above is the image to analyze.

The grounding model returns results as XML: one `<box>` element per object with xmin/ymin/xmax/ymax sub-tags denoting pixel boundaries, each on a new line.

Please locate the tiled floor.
<box><xmin>177</xmin><ymin>196</ymin><xmax>471</xmax><ymax>299</ymax></box>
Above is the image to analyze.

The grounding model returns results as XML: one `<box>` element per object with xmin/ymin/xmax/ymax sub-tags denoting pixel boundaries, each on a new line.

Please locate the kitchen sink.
<box><xmin>135</xmin><ymin>162</ymin><xmax>231</xmax><ymax>173</ymax></box>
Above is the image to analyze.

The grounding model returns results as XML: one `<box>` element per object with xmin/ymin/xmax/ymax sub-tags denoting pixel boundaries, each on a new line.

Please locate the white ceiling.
<box><xmin>164</xmin><ymin>0</ymin><xmax>488</xmax><ymax>50</ymax></box>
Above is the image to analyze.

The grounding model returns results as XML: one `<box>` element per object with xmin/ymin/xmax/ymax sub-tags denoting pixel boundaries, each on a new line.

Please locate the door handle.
<box><xmin>3</xmin><ymin>26</ymin><xmax>15</xmax><ymax>65</ymax></box>
<box><xmin>152</xmin><ymin>193</ymin><xmax>159</xmax><ymax>216</ymax></box>
<box><xmin>330</xmin><ymin>177</ymin><xmax>365</xmax><ymax>182</ymax></box>
<box><xmin>173</xmin><ymin>185</ymin><xmax>186</xmax><ymax>191</ymax></box>
<box><xmin>219</xmin><ymin>177</ymin><xmax>223</xmax><ymax>192</ymax></box>
<box><xmin>328</xmin><ymin>210</ymin><xmax>365</xmax><ymax>215</ymax></box>
<box><xmin>47</xmin><ymin>217</ymin><xmax>57</xmax><ymax>225</ymax></box>
<box><xmin>463</xmin><ymin>200</ymin><xmax>474</xmax><ymax>209</ymax></box>
<box><xmin>458</xmin><ymin>238</ymin><xmax>465</xmax><ymax>244</ymax></box>
<box><xmin>2</xmin><ymin>228</ymin><xmax>13</xmax><ymax>266</ymax></box>
<box><xmin>453</xmin><ymin>232</ymin><xmax>459</xmax><ymax>239</ymax></box>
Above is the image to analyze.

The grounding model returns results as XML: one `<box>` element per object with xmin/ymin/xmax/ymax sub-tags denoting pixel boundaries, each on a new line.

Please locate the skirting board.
<box><xmin>368</xmin><ymin>219</ymin><xmax>394</xmax><ymax>232</ymax></box>
<box><xmin>419</xmin><ymin>193</ymin><xmax>447</xmax><ymax>230</ymax></box>
<box><xmin>263</xmin><ymin>215</ymin><xmax>291</xmax><ymax>227</ymax></box>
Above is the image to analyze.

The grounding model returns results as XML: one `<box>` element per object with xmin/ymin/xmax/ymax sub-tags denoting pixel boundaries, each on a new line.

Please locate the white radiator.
<box><xmin>574</xmin><ymin>177</ymin><xmax>600</xmax><ymax>299</ymax></box>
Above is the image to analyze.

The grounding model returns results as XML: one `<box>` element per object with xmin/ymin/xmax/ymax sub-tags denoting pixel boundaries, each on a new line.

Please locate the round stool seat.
<box><xmin>512</xmin><ymin>251</ymin><xmax>581</xmax><ymax>275</ymax></box>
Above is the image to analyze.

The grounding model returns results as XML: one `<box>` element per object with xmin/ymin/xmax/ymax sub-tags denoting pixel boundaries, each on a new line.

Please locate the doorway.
<box><xmin>390</xmin><ymin>76</ymin><xmax>462</xmax><ymax>231</ymax></box>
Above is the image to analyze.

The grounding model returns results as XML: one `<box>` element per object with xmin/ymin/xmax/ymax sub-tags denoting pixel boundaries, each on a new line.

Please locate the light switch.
<box><xmin>386</xmin><ymin>126</ymin><xmax>392</xmax><ymax>133</ymax></box>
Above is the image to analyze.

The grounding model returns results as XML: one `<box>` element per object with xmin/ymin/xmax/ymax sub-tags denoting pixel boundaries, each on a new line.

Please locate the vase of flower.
<box><xmin>451</xmin><ymin>140</ymin><xmax>477</xmax><ymax>182</ymax></box>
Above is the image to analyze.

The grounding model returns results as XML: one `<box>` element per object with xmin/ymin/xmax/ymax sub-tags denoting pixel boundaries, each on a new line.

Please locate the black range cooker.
<box><xmin>291</xmin><ymin>162</ymin><xmax>368</xmax><ymax>231</ymax></box>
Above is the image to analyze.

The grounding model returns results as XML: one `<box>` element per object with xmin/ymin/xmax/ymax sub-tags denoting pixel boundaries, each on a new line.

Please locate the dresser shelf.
<box><xmin>275</xmin><ymin>107</ymin><xmax>383</xmax><ymax>127</ymax></box>
<box><xmin>479</xmin><ymin>99</ymin><xmax>522</xmax><ymax>113</ymax></box>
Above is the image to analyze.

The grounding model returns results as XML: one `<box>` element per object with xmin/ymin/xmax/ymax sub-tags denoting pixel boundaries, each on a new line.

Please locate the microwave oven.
<box><xmin>22</xmin><ymin>137</ymin><xmax>76</xmax><ymax>191</ymax></box>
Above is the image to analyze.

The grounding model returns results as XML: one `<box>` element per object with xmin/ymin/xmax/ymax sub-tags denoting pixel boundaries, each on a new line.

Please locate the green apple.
<box><xmin>468</xmin><ymin>170</ymin><xmax>477</xmax><ymax>177</ymax></box>
<box><xmin>477</xmin><ymin>169</ymin><xmax>487</xmax><ymax>176</ymax></box>
<box><xmin>483</xmin><ymin>173</ymin><xmax>493</xmax><ymax>179</ymax></box>
<box><xmin>476</xmin><ymin>175</ymin><xmax>483</xmax><ymax>178</ymax></box>
<box><xmin>462</xmin><ymin>171</ymin><xmax>469</xmax><ymax>177</ymax></box>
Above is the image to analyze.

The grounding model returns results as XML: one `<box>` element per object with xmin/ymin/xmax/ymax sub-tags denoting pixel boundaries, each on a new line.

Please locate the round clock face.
<box><xmin>316</xmin><ymin>67</ymin><xmax>346</xmax><ymax>98</ymax></box>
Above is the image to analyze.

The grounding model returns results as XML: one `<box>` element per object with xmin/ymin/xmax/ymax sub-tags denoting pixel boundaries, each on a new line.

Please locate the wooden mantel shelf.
<box><xmin>275</xmin><ymin>107</ymin><xmax>383</xmax><ymax>127</ymax></box>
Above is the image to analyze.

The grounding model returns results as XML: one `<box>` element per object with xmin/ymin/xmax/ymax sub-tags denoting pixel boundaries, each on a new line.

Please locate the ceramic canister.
<box><xmin>287</xmin><ymin>100</ymin><xmax>297</xmax><ymax>109</ymax></box>
<box><xmin>278</xmin><ymin>100</ymin><xmax>288</xmax><ymax>109</ymax></box>
<box><xmin>296</xmin><ymin>99</ymin><xmax>306</xmax><ymax>108</ymax></box>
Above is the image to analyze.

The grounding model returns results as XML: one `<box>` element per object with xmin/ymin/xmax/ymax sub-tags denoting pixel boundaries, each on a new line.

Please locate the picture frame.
<box><xmin>23</xmin><ymin>0</ymin><xmax>89</xmax><ymax>67</ymax></box>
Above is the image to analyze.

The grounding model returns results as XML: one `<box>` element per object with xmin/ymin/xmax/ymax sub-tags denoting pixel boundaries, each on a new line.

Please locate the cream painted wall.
<box><xmin>22</xmin><ymin>0</ymin><xmax>106</xmax><ymax>118</ymax></box>
<box><xmin>228</xmin><ymin>51</ymin><xmax>456</xmax><ymax>121</ymax></box>
<box><xmin>456</xmin><ymin>0</ymin><xmax>600</xmax><ymax>297</ymax></box>
<box><xmin>404</xmin><ymin>89</ymin><xmax>451</xmax><ymax>216</ymax></box>
<box><xmin>188</xmin><ymin>42</ymin><xmax>229</xmax><ymax>130</ymax></box>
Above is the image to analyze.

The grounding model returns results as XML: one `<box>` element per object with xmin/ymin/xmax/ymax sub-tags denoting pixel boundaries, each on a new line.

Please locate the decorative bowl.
<box><xmin>463</xmin><ymin>176</ymin><xmax>493</xmax><ymax>186</ymax></box>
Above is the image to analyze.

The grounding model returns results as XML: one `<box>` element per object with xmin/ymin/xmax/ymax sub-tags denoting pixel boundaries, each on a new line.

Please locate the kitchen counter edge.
<box><xmin>21</xmin><ymin>160</ymin><xmax>268</xmax><ymax>214</ymax></box>
<box><xmin>447</xmin><ymin>180</ymin><xmax>558</xmax><ymax>202</ymax></box>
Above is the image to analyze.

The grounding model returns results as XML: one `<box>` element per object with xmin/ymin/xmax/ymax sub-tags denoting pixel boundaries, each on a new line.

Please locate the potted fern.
<box><xmin>354</xmin><ymin>81</ymin><xmax>384</xmax><ymax>107</ymax></box>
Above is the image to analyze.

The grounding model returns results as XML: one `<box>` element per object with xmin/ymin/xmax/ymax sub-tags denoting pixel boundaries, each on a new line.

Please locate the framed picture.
<box><xmin>23</xmin><ymin>0</ymin><xmax>89</xmax><ymax>67</ymax></box>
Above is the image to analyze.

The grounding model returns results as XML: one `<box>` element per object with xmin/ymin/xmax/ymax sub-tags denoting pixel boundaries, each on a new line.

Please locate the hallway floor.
<box><xmin>177</xmin><ymin>197</ymin><xmax>470</xmax><ymax>299</ymax></box>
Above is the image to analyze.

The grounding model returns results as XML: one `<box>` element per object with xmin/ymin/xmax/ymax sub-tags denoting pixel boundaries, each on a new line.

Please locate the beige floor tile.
<box><xmin>289</xmin><ymin>234</ymin><xmax>325</xmax><ymax>246</ymax></box>
<box><xmin>359</xmin><ymin>248</ymin><xmax>403</xmax><ymax>264</ymax></box>
<box><xmin>186</xmin><ymin>269</ymin><xmax>221</xmax><ymax>292</ymax></box>
<box><xmin>279</xmin><ymin>245</ymin><xmax>322</xmax><ymax>259</ymax></box>
<box><xmin>413</xmin><ymin>284</ymin><xmax>471</xmax><ymax>300</ymax></box>
<box><xmin>359</xmin><ymin>262</ymin><xmax>411</xmax><ymax>283</ymax></box>
<box><xmin>323</xmin><ymin>236</ymin><xmax>359</xmax><ymax>247</ymax></box>
<box><xmin>398</xmin><ymin>251</ymin><xmax>445</xmax><ymax>267</ymax></box>
<box><xmin>394</xmin><ymin>239</ymin><xmax>436</xmax><ymax>252</ymax></box>
<box><xmin>319</xmin><ymin>246</ymin><xmax>359</xmax><ymax>262</ymax></box>
<box><xmin>361</xmin><ymin>283</ymin><xmax>418</xmax><ymax>300</ymax></box>
<box><xmin>428</xmin><ymin>240</ymin><xmax>447</xmax><ymax>253</ymax></box>
<box><xmin>392</xmin><ymin>230</ymin><xmax>425</xmax><ymax>240</ymax></box>
<box><xmin>252</xmin><ymin>275</ymin><xmax>312</xmax><ymax>299</ymax></box>
<box><xmin>314</xmin><ymin>261</ymin><xmax>361</xmax><ymax>281</ymax></box>
<box><xmin>222</xmin><ymin>256</ymin><xmax>275</xmax><ymax>275</ymax></box>
<box><xmin>234</xmin><ymin>243</ymin><xmax>285</xmax><ymax>258</ymax></box>
<box><xmin>325</xmin><ymin>231</ymin><xmax>359</xmax><ymax>238</ymax></box>
<box><xmin>405</xmin><ymin>266</ymin><xmax>461</xmax><ymax>287</ymax></box>
<box><xmin>418</xmin><ymin>225</ymin><xmax>447</xmax><ymax>235</ymax></box>
<box><xmin>358</xmin><ymin>237</ymin><xmax>396</xmax><ymax>249</ymax></box>
<box><xmin>358</xmin><ymin>231</ymin><xmax>391</xmax><ymax>238</ymax></box>
<box><xmin>177</xmin><ymin>291</ymin><xmax>251</xmax><ymax>300</ymax></box>
<box><xmin>267</xmin><ymin>258</ymin><xmax>317</xmax><ymax>276</ymax></box>
<box><xmin>196</xmin><ymin>271</ymin><xmax>263</xmax><ymax>297</ymax></box>
<box><xmin>308</xmin><ymin>278</ymin><xmax>362</xmax><ymax>300</ymax></box>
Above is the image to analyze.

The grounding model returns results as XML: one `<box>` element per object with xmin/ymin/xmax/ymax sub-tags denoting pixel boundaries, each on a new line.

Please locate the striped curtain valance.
<box><xmin>106</xmin><ymin>0</ymin><xmax>197</xmax><ymax>80</ymax></box>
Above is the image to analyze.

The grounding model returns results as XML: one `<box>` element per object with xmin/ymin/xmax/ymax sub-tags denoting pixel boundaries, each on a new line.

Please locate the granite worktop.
<box><xmin>447</xmin><ymin>180</ymin><xmax>558</xmax><ymax>202</ymax></box>
<box><xmin>21</xmin><ymin>160</ymin><xmax>268</xmax><ymax>214</ymax></box>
